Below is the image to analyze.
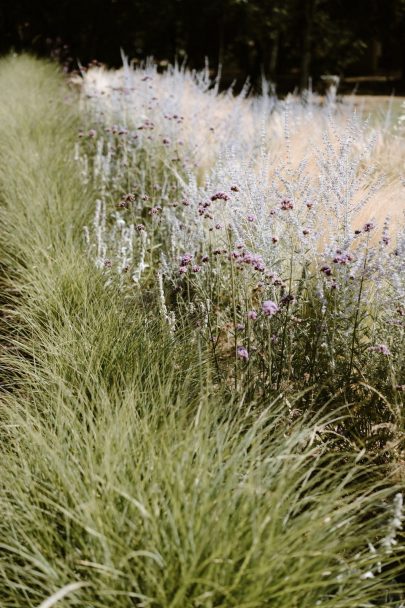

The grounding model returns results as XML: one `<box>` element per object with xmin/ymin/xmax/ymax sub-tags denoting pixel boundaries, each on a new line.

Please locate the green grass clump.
<box><xmin>0</xmin><ymin>56</ymin><xmax>403</xmax><ymax>607</ymax></box>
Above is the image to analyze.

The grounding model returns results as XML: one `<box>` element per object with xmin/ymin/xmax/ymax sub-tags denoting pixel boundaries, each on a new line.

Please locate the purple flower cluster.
<box><xmin>149</xmin><ymin>206</ymin><xmax>162</xmax><ymax>215</ymax></box>
<box><xmin>117</xmin><ymin>192</ymin><xmax>136</xmax><ymax>208</ymax></box>
<box><xmin>180</xmin><ymin>253</ymin><xmax>193</xmax><ymax>266</ymax></box>
<box><xmin>231</xmin><ymin>250</ymin><xmax>266</xmax><ymax>272</ymax></box>
<box><xmin>363</xmin><ymin>221</ymin><xmax>375</xmax><ymax>233</ymax></box>
<box><xmin>369</xmin><ymin>344</ymin><xmax>391</xmax><ymax>356</ymax></box>
<box><xmin>237</xmin><ymin>345</ymin><xmax>249</xmax><ymax>361</ymax></box>
<box><xmin>210</xmin><ymin>192</ymin><xmax>230</xmax><ymax>202</ymax></box>
<box><xmin>333</xmin><ymin>251</ymin><xmax>354</xmax><ymax>265</ymax></box>
<box><xmin>280</xmin><ymin>199</ymin><xmax>294</xmax><ymax>211</ymax></box>
<box><xmin>197</xmin><ymin>201</ymin><xmax>211</xmax><ymax>217</ymax></box>
<box><xmin>262</xmin><ymin>300</ymin><xmax>279</xmax><ymax>317</ymax></box>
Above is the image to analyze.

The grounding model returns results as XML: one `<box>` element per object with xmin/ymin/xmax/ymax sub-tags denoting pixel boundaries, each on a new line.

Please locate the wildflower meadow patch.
<box><xmin>0</xmin><ymin>55</ymin><xmax>403</xmax><ymax>607</ymax></box>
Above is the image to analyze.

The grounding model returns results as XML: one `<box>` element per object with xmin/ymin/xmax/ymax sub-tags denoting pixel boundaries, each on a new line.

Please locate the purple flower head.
<box><xmin>211</xmin><ymin>192</ymin><xmax>230</xmax><ymax>202</ymax></box>
<box><xmin>280</xmin><ymin>199</ymin><xmax>294</xmax><ymax>211</ymax></box>
<box><xmin>242</xmin><ymin>252</ymin><xmax>253</xmax><ymax>264</ymax></box>
<box><xmin>272</xmin><ymin>236</ymin><xmax>279</xmax><ymax>244</ymax></box>
<box><xmin>247</xmin><ymin>310</ymin><xmax>257</xmax><ymax>320</ymax></box>
<box><xmin>333</xmin><ymin>252</ymin><xmax>352</xmax><ymax>265</ymax></box>
<box><xmin>237</xmin><ymin>346</ymin><xmax>249</xmax><ymax>361</ymax></box>
<box><xmin>236</xmin><ymin>323</ymin><xmax>245</xmax><ymax>332</ymax></box>
<box><xmin>136</xmin><ymin>224</ymin><xmax>145</xmax><ymax>232</ymax></box>
<box><xmin>262</xmin><ymin>300</ymin><xmax>279</xmax><ymax>317</ymax></box>
<box><xmin>280</xmin><ymin>293</ymin><xmax>295</xmax><ymax>306</ymax></box>
<box><xmin>180</xmin><ymin>253</ymin><xmax>193</xmax><ymax>266</ymax></box>
<box><xmin>370</xmin><ymin>344</ymin><xmax>391</xmax><ymax>356</ymax></box>
<box><xmin>231</xmin><ymin>185</ymin><xmax>240</xmax><ymax>192</ymax></box>
<box><xmin>201</xmin><ymin>254</ymin><xmax>209</xmax><ymax>263</ymax></box>
<box><xmin>179</xmin><ymin>266</ymin><xmax>188</xmax><ymax>274</ymax></box>
<box><xmin>363</xmin><ymin>222</ymin><xmax>375</xmax><ymax>233</ymax></box>
<box><xmin>149</xmin><ymin>206</ymin><xmax>162</xmax><ymax>215</ymax></box>
<box><xmin>247</xmin><ymin>214</ymin><xmax>256</xmax><ymax>222</ymax></box>
<box><xmin>320</xmin><ymin>265</ymin><xmax>332</xmax><ymax>276</ymax></box>
<box><xmin>192</xmin><ymin>265</ymin><xmax>201</xmax><ymax>273</ymax></box>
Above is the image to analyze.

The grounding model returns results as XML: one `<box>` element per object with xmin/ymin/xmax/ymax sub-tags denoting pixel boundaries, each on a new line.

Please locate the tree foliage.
<box><xmin>1</xmin><ymin>0</ymin><xmax>405</xmax><ymax>88</ymax></box>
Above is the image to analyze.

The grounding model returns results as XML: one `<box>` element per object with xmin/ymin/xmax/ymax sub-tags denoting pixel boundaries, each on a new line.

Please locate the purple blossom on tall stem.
<box><xmin>262</xmin><ymin>300</ymin><xmax>279</xmax><ymax>317</ymax></box>
<box><xmin>180</xmin><ymin>253</ymin><xmax>193</xmax><ymax>266</ymax></box>
<box><xmin>320</xmin><ymin>265</ymin><xmax>332</xmax><ymax>276</ymax></box>
<box><xmin>237</xmin><ymin>346</ymin><xmax>249</xmax><ymax>361</ymax></box>
<box><xmin>247</xmin><ymin>310</ymin><xmax>257</xmax><ymax>320</ymax></box>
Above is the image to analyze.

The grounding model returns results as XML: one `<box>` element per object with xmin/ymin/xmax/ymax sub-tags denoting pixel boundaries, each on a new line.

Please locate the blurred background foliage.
<box><xmin>1</xmin><ymin>0</ymin><xmax>405</xmax><ymax>92</ymax></box>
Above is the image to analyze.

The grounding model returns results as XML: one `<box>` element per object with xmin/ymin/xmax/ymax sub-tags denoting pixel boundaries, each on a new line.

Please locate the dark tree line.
<box><xmin>1</xmin><ymin>0</ymin><xmax>405</xmax><ymax>91</ymax></box>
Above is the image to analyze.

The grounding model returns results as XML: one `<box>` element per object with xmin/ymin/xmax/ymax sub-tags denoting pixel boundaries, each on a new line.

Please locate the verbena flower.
<box><xmin>369</xmin><ymin>344</ymin><xmax>391</xmax><ymax>356</ymax></box>
<box><xmin>237</xmin><ymin>345</ymin><xmax>249</xmax><ymax>361</ymax></box>
<box><xmin>262</xmin><ymin>300</ymin><xmax>279</xmax><ymax>317</ymax></box>
<box><xmin>211</xmin><ymin>192</ymin><xmax>230</xmax><ymax>202</ymax></box>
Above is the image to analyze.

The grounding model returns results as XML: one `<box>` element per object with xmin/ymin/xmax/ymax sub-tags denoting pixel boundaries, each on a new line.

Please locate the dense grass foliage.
<box><xmin>0</xmin><ymin>56</ymin><xmax>403</xmax><ymax>607</ymax></box>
